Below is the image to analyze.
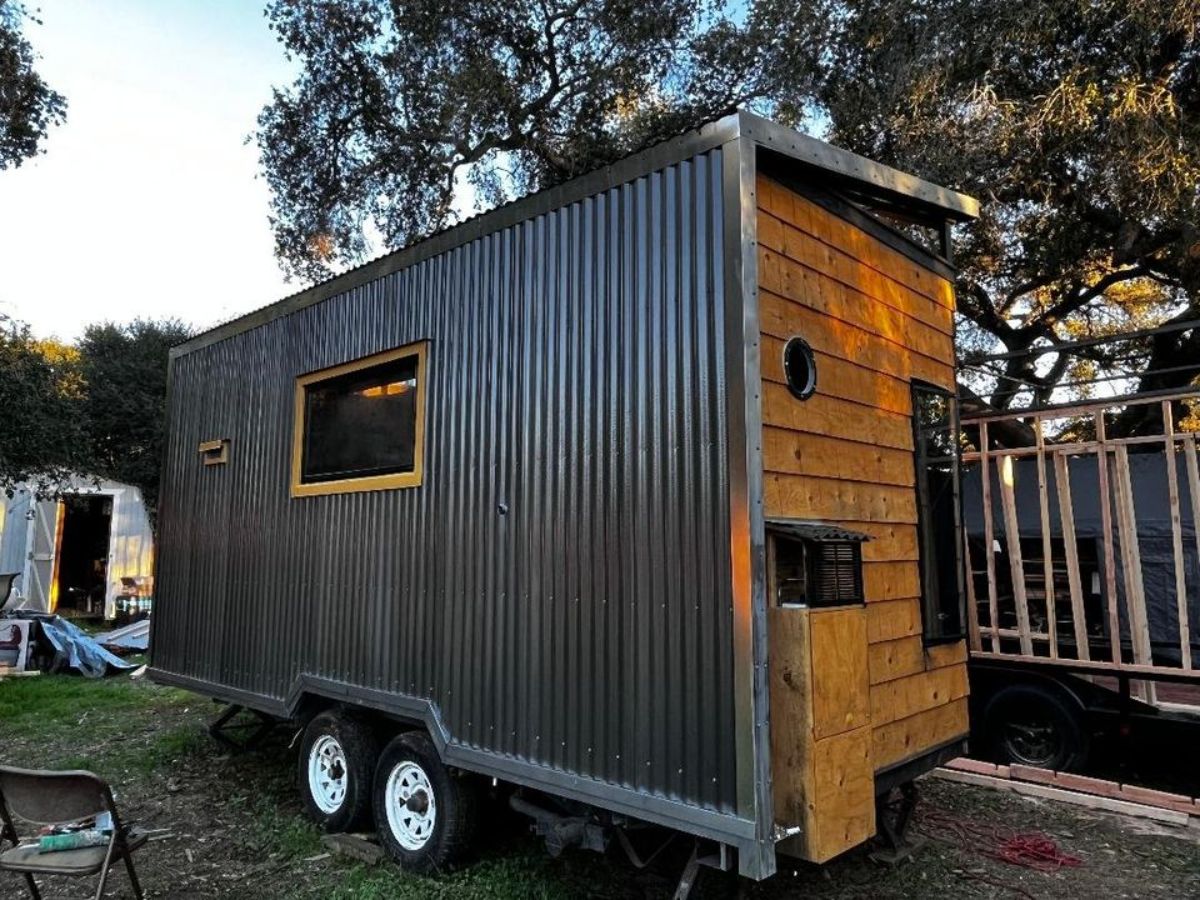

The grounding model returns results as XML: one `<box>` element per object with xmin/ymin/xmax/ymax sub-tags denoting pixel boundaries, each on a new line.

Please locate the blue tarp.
<box><xmin>37</xmin><ymin>616</ymin><xmax>135</xmax><ymax>678</ymax></box>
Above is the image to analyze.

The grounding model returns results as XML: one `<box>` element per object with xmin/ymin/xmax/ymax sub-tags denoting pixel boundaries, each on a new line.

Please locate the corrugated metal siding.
<box><xmin>154</xmin><ymin>149</ymin><xmax>739</xmax><ymax>812</ymax></box>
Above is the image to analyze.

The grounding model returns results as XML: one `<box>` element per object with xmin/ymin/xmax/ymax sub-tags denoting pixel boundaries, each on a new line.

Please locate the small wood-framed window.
<box><xmin>291</xmin><ymin>341</ymin><xmax>428</xmax><ymax>498</ymax></box>
<box><xmin>766</xmin><ymin>520</ymin><xmax>868</xmax><ymax>608</ymax></box>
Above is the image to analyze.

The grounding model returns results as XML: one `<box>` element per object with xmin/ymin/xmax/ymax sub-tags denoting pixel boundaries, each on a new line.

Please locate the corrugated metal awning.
<box><xmin>765</xmin><ymin>519</ymin><xmax>870</xmax><ymax>543</ymax></box>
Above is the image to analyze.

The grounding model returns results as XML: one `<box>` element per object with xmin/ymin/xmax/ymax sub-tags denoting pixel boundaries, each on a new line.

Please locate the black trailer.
<box><xmin>150</xmin><ymin>111</ymin><xmax>978</xmax><ymax>882</ymax></box>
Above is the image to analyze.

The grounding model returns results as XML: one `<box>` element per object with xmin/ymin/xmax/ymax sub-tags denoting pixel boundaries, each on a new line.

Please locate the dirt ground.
<box><xmin>1</xmin><ymin>673</ymin><xmax>1198</xmax><ymax>899</ymax></box>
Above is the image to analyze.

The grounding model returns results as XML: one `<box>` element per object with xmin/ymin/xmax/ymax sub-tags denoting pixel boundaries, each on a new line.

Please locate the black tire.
<box><xmin>985</xmin><ymin>683</ymin><xmax>1089</xmax><ymax>771</ymax></box>
<box><xmin>297</xmin><ymin>709</ymin><xmax>379</xmax><ymax>832</ymax></box>
<box><xmin>372</xmin><ymin>731</ymin><xmax>479</xmax><ymax>874</ymax></box>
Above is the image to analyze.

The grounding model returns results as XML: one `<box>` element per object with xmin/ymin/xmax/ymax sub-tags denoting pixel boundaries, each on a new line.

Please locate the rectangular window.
<box><xmin>912</xmin><ymin>381</ymin><xmax>965</xmax><ymax>642</ymax></box>
<box><xmin>291</xmin><ymin>342</ymin><xmax>428</xmax><ymax>497</ymax></box>
<box><xmin>767</xmin><ymin>523</ymin><xmax>867</xmax><ymax>609</ymax></box>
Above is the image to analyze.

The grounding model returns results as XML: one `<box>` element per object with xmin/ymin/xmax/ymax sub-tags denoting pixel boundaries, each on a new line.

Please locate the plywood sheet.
<box><xmin>867</xmin><ymin>598</ymin><xmax>922</xmax><ymax>643</ymax></box>
<box><xmin>760</xmin><ymin>292</ymin><xmax>954</xmax><ymax>388</ymax></box>
<box><xmin>868</xmin><ymin>635</ymin><xmax>968</xmax><ymax>685</ymax></box>
<box><xmin>768</xmin><ymin>606</ymin><xmax>812</xmax><ymax>830</ymax></box>
<box><xmin>765</xmin><ymin>473</ymin><xmax>919</xmax><ymax>524</ymax></box>
<box><xmin>810</xmin><ymin>607</ymin><xmax>870</xmax><ymax>740</ymax></box>
<box><xmin>761</xmin><ymin>336</ymin><xmax>914</xmax><ymax>416</ymax></box>
<box><xmin>873</xmin><ymin>697</ymin><xmax>969</xmax><ymax>770</ymax></box>
<box><xmin>759</xmin><ymin>248</ymin><xmax>955</xmax><ymax>355</ymax></box>
<box><xmin>869</xmin><ymin>665</ymin><xmax>969</xmax><ymax>726</ymax></box>
<box><xmin>764</xmin><ymin>428</ymin><xmax>916</xmax><ymax>487</ymax></box>
<box><xmin>762</xmin><ymin>382</ymin><xmax>915</xmax><ymax>451</ymax></box>
<box><xmin>863</xmin><ymin>561</ymin><xmax>921</xmax><ymax>602</ymax></box>
<box><xmin>808</xmin><ymin>726</ymin><xmax>875</xmax><ymax>862</ymax></box>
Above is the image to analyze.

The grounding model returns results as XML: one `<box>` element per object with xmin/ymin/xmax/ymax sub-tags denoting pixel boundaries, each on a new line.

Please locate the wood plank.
<box><xmin>768</xmin><ymin>604</ymin><xmax>875</xmax><ymax>865</ymax></box>
<box><xmin>759</xmin><ymin>247</ymin><xmax>955</xmax><ymax>357</ymax></box>
<box><xmin>867</xmin><ymin>634</ymin><xmax>964</xmax><ymax>684</ymax></box>
<box><xmin>964</xmin><ymin>526</ymin><xmax>983</xmax><ymax>652</ymax></box>
<box><xmin>1095</xmin><ymin>414</ymin><xmax>1122</xmax><ymax>665</ymax></box>
<box><xmin>869</xmin><ymin>664</ymin><xmax>969</xmax><ymax>726</ymax></box>
<box><xmin>807</xmin><ymin>726</ymin><xmax>875</xmax><ymax>863</ymax></box>
<box><xmin>1035</xmin><ymin>421</ymin><xmax>1058</xmax><ymax>658</ymax></box>
<box><xmin>810</xmin><ymin>607</ymin><xmax>870</xmax><ymax>740</ymax></box>
<box><xmin>1114</xmin><ymin>445</ymin><xmax>1151</xmax><ymax>665</ymax></box>
<box><xmin>761</xmin><ymin>335</ymin><xmax>913</xmax><ymax>416</ymax></box>
<box><xmin>1187</xmin><ymin>437</ymin><xmax>1200</xmax><ymax>658</ymax></box>
<box><xmin>768</xmin><ymin>606</ymin><xmax>812</xmax><ymax>832</ymax></box>
<box><xmin>867</xmin><ymin>598</ymin><xmax>922</xmax><ymax>644</ymax></box>
<box><xmin>762</xmin><ymin>381</ymin><xmax>915</xmax><ymax>451</ymax></box>
<box><xmin>932</xmin><ymin>768</ymin><xmax>1191</xmax><ymax>826</ymax></box>
<box><xmin>998</xmin><ymin>455</ymin><xmax>1034</xmax><ymax>655</ymax></box>
<box><xmin>765</xmin><ymin>473</ymin><xmax>919</xmax><ymax>524</ymax></box>
<box><xmin>863</xmin><ymin>561</ymin><xmax>921</xmax><ymax>602</ymax></box>
<box><xmin>759</xmin><ymin>292</ymin><xmax>954</xmax><ymax>389</ymax></box>
<box><xmin>758</xmin><ymin>187</ymin><xmax>954</xmax><ymax>310</ymax></box>
<box><xmin>1163</xmin><ymin>403</ymin><xmax>1192</xmax><ymax>670</ymax></box>
<box><xmin>872</xmin><ymin>697</ymin><xmax>968</xmax><ymax>770</ymax></box>
<box><xmin>869</xmin><ymin>635</ymin><xmax>926</xmax><ymax>685</ymax></box>
<box><xmin>1053</xmin><ymin>451</ymin><xmax>1090</xmax><ymax>661</ymax></box>
<box><xmin>980</xmin><ymin>423</ymin><xmax>1000</xmax><ymax>652</ymax></box>
<box><xmin>792</xmin><ymin>191</ymin><xmax>956</xmax><ymax>310</ymax></box>
<box><xmin>1114</xmin><ymin>444</ymin><xmax>1154</xmax><ymax>702</ymax></box>
<box><xmin>761</xmin><ymin>425</ymin><xmax>915</xmax><ymax>486</ymax></box>
<box><xmin>840</xmin><ymin>521</ymin><xmax>919</xmax><ymax>562</ymax></box>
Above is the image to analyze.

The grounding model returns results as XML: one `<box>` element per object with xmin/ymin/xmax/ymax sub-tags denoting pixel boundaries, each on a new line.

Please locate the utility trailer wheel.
<box><xmin>297</xmin><ymin>709</ymin><xmax>379</xmax><ymax>832</ymax></box>
<box><xmin>372</xmin><ymin>731</ymin><xmax>478</xmax><ymax>873</ymax></box>
<box><xmin>985</xmin><ymin>683</ymin><xmax>1088</xmax><ymax>771</ymax></box>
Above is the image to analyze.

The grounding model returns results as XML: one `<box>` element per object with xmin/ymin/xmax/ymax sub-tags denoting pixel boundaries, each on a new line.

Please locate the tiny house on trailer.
<box><xmin>149</xmin><ymin>112</ymin><xmax>978</xmax><ymax>881</ymax></box>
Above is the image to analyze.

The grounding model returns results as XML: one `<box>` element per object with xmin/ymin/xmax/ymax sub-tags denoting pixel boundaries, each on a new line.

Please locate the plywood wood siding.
<box><xmin>758</xmin><ymin>173</ymin><xmax>969</xmax><ymax>779</ymax></box>
<box><xmin>768</xmin><ymin>606</ymin><xmax>875</xmax><ymax>863</ymax></box>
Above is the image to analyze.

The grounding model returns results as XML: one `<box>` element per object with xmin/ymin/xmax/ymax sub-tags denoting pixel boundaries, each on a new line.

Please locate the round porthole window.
<box><xmin>783</xmin><ymin>336</ymin><xmax>817</xmax><ymax>400</ymax></box>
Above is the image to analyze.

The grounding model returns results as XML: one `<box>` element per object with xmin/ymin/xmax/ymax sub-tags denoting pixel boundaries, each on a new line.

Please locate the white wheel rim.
<box><xmin>384</xmin><ymin>760</ymin><xmax>437</xmax><ymax>851</ymax></box>
<box><xmin>308</xmin><ymin>734</ymin><xmax>348</xmax><ymax>814</ymax></box>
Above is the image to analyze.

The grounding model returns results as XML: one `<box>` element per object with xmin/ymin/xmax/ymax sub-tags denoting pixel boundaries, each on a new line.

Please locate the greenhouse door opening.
<box><xmin>54</xmin><ymin>495</ymin><xmax>113</xmax><ymax>618</ymax></box>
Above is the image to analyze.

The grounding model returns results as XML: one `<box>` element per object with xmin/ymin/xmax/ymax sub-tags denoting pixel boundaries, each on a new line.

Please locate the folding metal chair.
<box><xmin>0</xmin><ymin>766</ymin><xmax>145</xmax><ymax>899</ymax></box>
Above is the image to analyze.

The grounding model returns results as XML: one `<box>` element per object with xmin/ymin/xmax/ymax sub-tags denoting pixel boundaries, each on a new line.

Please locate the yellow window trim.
<box><xmin>290</xmin><ymin>340</ymin><xmax>428</xmax><ymax>498</ymax></box>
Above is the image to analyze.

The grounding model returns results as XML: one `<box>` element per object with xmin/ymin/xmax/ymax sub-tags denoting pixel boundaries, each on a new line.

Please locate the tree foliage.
<box><xmin>77</xmin><ymin>319</ymin><xmax>192</xmax><ymax>524</ymax></box>
<box><xmin>0</xmin><ymin>0</ymin><xmax>66</xmax><ymax>169</ymax></box>
<box><xmin>257</xmin><ymin>0</ymin><xmax>1200</xmax><ymax>428</ymax></box>
<box><xmin>257</xmin><ymin>0</ymin><xmax>820</xmax><ymax>280</ymax></box>
<box><xmin>0</xmin><ymin>317</ymin><xmax>87</xmax><ymax>496</ymax></box>
<box><xmin>0</xmin><ymin>317</ymin><xmax>188</xmax><ymax>528</ymax></box>
<box><xmin>813</xmin><ymin>0</ymin><xmax>1200</xmax><ymax>425</ymax></box>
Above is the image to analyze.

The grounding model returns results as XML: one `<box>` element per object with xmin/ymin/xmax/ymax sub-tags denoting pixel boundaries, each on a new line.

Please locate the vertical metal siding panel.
<box><xmin>154</xmin><ymin>147</ymin><xmax>737</xmax><ymax>813</ymax></box>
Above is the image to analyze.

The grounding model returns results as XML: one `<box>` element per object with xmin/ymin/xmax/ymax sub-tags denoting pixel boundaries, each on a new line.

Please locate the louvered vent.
<box><xmin>811</xmin><ymin>541</ymin><xmax>863</xmax><ymax>605</ymax></box>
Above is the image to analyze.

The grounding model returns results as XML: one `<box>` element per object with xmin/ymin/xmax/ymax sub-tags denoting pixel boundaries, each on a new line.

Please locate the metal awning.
<box><xmin>765</xmin><ymin>519</ymin><xmax>871</xmax><ymax>543</ymax></box>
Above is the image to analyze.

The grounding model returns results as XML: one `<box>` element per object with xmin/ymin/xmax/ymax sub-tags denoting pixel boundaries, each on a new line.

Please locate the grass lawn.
<box><xmin>1</xmin><ymin>672</ymin><xmax>1199</xmax><ymax>899</ymax></box>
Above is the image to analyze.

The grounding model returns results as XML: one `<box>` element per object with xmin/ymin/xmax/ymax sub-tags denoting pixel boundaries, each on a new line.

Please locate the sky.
<box><xmin>0</xmin><ymin>0</ymin><xmax>298</xmax><ymax>341</ymax></box>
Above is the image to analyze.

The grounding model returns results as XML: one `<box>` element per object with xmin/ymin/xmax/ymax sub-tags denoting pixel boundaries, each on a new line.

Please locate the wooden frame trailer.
<box><xmin>961</xmin><ymin>388</ymin><xmax>1200</xmax><ymax>772</ymax></box>
<box><xmin>149</xmin><ymin>112</ymin><xmax>978</xmax><ymax>881</ymax></box>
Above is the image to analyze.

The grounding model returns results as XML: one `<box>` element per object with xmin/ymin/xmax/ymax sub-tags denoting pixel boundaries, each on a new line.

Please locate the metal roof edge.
<box><xmin>736</xmin><ymin>110</ymin><xmax>979</xmax><ymax>222</ymax></box>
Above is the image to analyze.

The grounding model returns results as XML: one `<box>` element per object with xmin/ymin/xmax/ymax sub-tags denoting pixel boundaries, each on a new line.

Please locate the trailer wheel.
<box><xmin>373</xmin><ymin>731</ymin><xmax>478</xmax><ymax>873</ymax></box>
<box><xmin>985</xmin><ymin>683</ymin><xmax>1088</xmax><ymax>771</ymax></box>
<box><xmin>297</xmin><ymin>710</ymin><xmax>378</xmax><ymax>832</ymax></box>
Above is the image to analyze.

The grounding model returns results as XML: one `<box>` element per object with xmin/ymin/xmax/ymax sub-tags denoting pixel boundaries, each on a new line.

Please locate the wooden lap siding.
<box><xmin>757</xmin><ymin>174</ymin><xmax>969</xmax><ymax>775</ymax></box>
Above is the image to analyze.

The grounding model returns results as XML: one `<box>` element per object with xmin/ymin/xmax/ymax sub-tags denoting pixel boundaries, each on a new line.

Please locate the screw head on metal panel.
<box><xmin>497</xmin><ymin>502</ymin><xmax>509</xmax><ymax>515</ymax></box>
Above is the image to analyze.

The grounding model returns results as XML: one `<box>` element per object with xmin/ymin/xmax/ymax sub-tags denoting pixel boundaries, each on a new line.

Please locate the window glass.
<box><xmin>912</xmin><ymin>382</ymin><xmax>965</xmax><ymax>642</ymax></box>
<box><xmin>301</xmin><ymin>354</ymin><xmax>419</xmax><ymax>484</ymax></box>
